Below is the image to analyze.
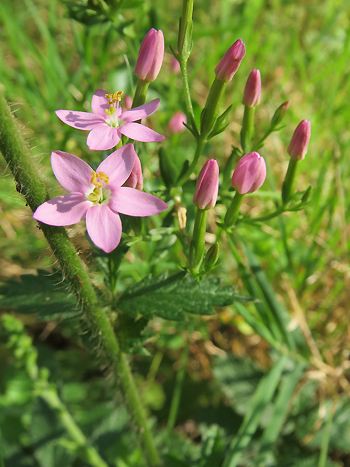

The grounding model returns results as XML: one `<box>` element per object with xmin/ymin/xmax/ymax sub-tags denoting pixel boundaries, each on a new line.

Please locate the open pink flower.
<box><xmin>56</xmin><ymin>90</ymin><xmax>165</xmax><ymax>151</ymax></box>
<box><xmin>33</xmin><ymin>144</ymin><xmax>167</xmax><ymax>253</ymax></box>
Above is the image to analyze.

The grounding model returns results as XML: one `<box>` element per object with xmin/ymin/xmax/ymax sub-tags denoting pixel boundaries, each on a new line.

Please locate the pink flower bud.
<box><xmin>124</xmin><ymin>154</ymin><xmax>143</xmax><ymax>190</ymax></box>
<box><xmin>215</xmin><ymin>39</ymin><xmax>246</xmax><ymax>82</ymax></box>
<box><xmin>170</xmin><ymin>56</ymin><xmax>180</xmax><ymax>74</ymax></box>
<box><xmin>124</xmin><ymin>95</ymin><xmax>133</xmax><ymax>110</ymax></box>
<box><xmin>168</xmin><ymin>111</ymin><xmax>187</xmax><ymax>134</ymax></box>
<box><xmin>232</xmin><ymin>152</ymin><xmax>266</xmax><ymax>194</ymax></box>
<box><xmin>288</xmin><ymin>120</ymin><xmax>311</xmax><ymax>160</ymax></box>
<box><xmin>135</xmin><ymin>28</ymin><xmax>164</xmax><ymax>82</ymax></box>
<box><xmin>243</xmin><ymin>69</ymin><xmax>261</xmax><ymax>107</ymax></box>
<box><xmin>194</xmin><ymin>159</ymin><xmax>219</xmax><ymax>209</ymax></box>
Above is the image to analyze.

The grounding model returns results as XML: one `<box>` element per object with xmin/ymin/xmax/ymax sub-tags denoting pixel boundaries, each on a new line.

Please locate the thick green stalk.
<box><xmin>0</xmin><ymin>90</ymin><xmax>160</xmax><ymax>467</ymax></box>
<box><xmin>224</xmin><ymin>192</ymin><xmax>243</xmax><ymax>228</ymax></box>
<box><xmin>179</xmin><ymin>58</ymin><xmax>196</xmax><ymax>129</ymax></box>
<box><xmin>200</xmin><ymin>77</ymin><xmax>225</xmax><ymax>137</ymax></box>
<box><xmin>240</xmin><ymin>105</ymin><xmax>255</xmax><ymax>152</ymax></box>
<box><xmin>133</xmin><ymin>79</ymin><xmax>150</xmax><ymax>107</ymax></box>
<box><xmin>189</xmin><ymin>208</ymin><xmax>208</xmax><ymax>274</ymax></box>
<box><xmin>281</xmin><ymin>158</ymin><xmax>298</xmax><ymax>204</ymax></box>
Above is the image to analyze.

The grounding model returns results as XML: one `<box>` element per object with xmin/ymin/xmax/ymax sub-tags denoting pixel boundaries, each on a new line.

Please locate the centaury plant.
<box><xmin>0</xmin><ymin>1</ymin><xmax>349</xmax><ymax>466</ymax></box>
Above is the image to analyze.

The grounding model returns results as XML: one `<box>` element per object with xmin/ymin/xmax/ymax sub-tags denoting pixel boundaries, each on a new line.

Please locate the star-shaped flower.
<box><xmin>33</xmin><ymin>144</ymin><xmax>167</xmax><ymax>252</ymax></box>
<box><xmin>56</xmin><ymin>90</ymin><xmax>165</xmax><ymax>151</ymax></box>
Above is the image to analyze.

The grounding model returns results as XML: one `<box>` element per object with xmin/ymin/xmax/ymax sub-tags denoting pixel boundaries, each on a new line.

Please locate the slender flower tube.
<box><xmin>190</xmin><ymin>159</ymin><xmax>219</xmax><ymax>274</ymax></box>
<box><xmin>124</xmin><ymin>153</ymin><xmax>143</xmax><ymax>190</ymax></box>
<box><xmin>135</xmin><ymin>28</ymin><xmax>165</xmax><ymax>82</ymax></box>
<box><xmin>282</xmin><ymin>120</ymin><xmax>311</xmax><ymax>203</ymax></box>
<box><xmin>168</xmin><ymin>111</ymin><xmax>187</xmax><ymax>134</ymax></box>
<box><xmin>215</xmin><ymin>39</ymin><xmax>246</xmax><ymax>82</ymax></box>
<box><xmin>288</xmin><ymin>120</ymin><xmax>311</xmax><ymax>160</ymax></box>
<box><xmin>56</xmin><ymin>90</ymin><xmax>165</xmax><ymax>151</ymax></box>
<box><xmin>225</xmin><ymin>152</ymin><xmax>266</xmax><ymax>228</ymax></box>
<box><xmin>193</xmin><ymin>159</ymin><xmax>219</xmax><ymax>209</ymax></box>
<box><xmin>243</xmin><ymin>69</ymin><xmax>261</xmax><ymax>107</ymax></box>
<box><xmin>33</xmin><ymin>144</ymin><xmax>167</xmax><ymax>253</ymax></box>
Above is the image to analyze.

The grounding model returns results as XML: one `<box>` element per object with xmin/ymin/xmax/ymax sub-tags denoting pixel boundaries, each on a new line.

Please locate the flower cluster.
<box><xmin>34</xmin><ymin>30</ymin><xmax>168</xmax><ymax>253</ymax></box>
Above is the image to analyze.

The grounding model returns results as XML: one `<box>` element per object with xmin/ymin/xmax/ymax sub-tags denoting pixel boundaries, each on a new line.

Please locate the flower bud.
<box><xmin>288</xmin><ymin>120</ymin><xmax>311</xmax><ymax>160</ymax></box>
<box><xmin>232</xmin><ymin>152</ymin><xmax>266</xmax><ymax>194</ymax></box>
<box><xmin>271</xmin><ymin>101</ymin><xmax>289</xmax><ymax>128</ymax></box>
<box><xmin>168</xmin><ymin>111</ymin><xmax>187</xmax><ymax>134</ymax></box>
<box><xmin>170</xmin><ymin>56</ymin><xmax>180</xmax><ymax>74</ymax></box>
<box><xmin>135</xmin><ymin>28</ymin><xmax>164</xmax><ymax>82</ymax></box>
<box><xmin>194</xmin><ymin>159</ymin><xmax>219</xmax><ymax>209</ymax></box>
<box><xmin>215</xmin><ymin>39</ymin><xmax>245</xmax><ymax>82</ymax></box>
<box><xmin>124</xmin><ymin>95</ymin><xmax>133</xmax><ymax>110</ymax></box>
<box><xmin>124</xmin><ymin>154</ymin><xmax>143</xmax><ymax>190</ymax></box>
<box><xmin>243</xmin><ymin>69</ymin><xmax>261</xmax><ymax>107</ymax></box>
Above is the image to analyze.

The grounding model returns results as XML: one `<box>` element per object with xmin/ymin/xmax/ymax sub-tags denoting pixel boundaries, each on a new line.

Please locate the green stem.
<box><xmin>0</xmin><ymin>90</ymin><xmax>160</xmax><ymax>467</ymax></box>
<box><xmin>224</xmin><ymin>192</ymin><xmax>244</xmax><ymax>228</ymax></box>
<box><xmin>133</xmin><ymin>79</ymin><xmax>150</xmax><ymax>107</ymax></box>
<box><xmin>179</xmin><ymin>58</ymin><xmax>196</xmax><ymax>130</ymax></box>
<box><xmin>166</xmin><ymin>346</ymin><xmax>189</xmax><ymax>432</ymax></box>
<box><xmin>200</xmin><ymin>77</ymin><xmax>225</xmax><ymax>137</ymax></box>
<box><xmin>240</xmin><ymin>105</ymin><xmax>255</xmax><ymax>152</ymax></box>
<box><xmin>0</xmin><ymin>426</ymin><xmax>4</xmax><ymax>467</ymax></box>
<box><xmin>281</xmin><ymin>158</ymin><xmax>298</xmax><ymax>204</ymax></box>
<box><xmin>42</xmin><ymin>386</ymin><xmax>108</xmax><ymax>467</ymax></box>
<box><xmin>189</xmin><ymin>208</ymin><xmax>208</xmax><ymax>274</ymax></box>
<box><xmin>177</xmin><ymin>136</ymin><xmax>205</xmax><ymax>186</ymax></box>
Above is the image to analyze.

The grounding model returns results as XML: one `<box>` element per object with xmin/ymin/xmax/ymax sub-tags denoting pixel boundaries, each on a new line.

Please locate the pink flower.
<box><xmin>124</xmin><ymin>153</ymin><xmax>143</xmax><ymax>190</ymax></box>
<box><xmin>135</xmin><ymin>28</ymin><xmax>164</xmax><ymax>82</ymax></box>
<box><xmin>168</xmin><ymin>111</ymin><xmax>187</xmax><ymax>134</ymax></box>
<box><xmin>232</xmin><ymin>152</ymin><xmax>266</xmax><ymax>194</ymax></box>
<box><xmin>243</xmin><ymin>69</ymin><xmax>261</xmax><ymax>107</ymax></box>
<box><xmin>33</xmin><ymin>144</ymin><xmax>167</xmax><ymax>253</ymax></box>
<box><xmin>215</xmin><ymin>39</ymin><xmax>246</xmax><ymax>82</ymax></box>
<box><xmin>288</xmin><ymin>120</ymin><xmax>311</xmax><ymax>160</ymax></box>
<box><xmin>56</xmin><ymin>90</ymin><xmax>165</xmax><ymax>151</ymax></box>
<box><xmin>194</xmin><ymin>159</ymin><xmax>219</xmax><ymax>209</ymax></box>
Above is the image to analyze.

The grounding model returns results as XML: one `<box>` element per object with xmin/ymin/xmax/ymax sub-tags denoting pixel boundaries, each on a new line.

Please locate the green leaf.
<box><xmin>0</xmin><ymin>271</ymin><xmax>78</xmax><ymax>319</ymax></box>
<box><xmin>118</xmin><ymin>271</ymin><xmax>242</xmax><ymax>320</ymax></box>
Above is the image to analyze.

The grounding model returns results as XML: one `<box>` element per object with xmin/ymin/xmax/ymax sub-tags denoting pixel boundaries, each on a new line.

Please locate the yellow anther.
<box><xmin>105</xmin><ymin>90</ymin><xmax>124</xmax><ymax>105</ymax></box>
<box><xmin>96</xmin><ymin>171</ymin><xmax>109</xmax><ymax>184</ymax></box>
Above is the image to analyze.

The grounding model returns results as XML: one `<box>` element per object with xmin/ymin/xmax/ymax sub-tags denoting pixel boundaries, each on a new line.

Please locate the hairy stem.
<box><xmin>0</xmin><ymin>90</ymin><xmax>160</xmax><ymax>467</ymax></box>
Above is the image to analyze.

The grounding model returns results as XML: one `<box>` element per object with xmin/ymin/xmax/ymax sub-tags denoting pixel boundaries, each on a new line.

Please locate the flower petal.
<box><xmin>91</xmin><ymin>89</ymin><xmax>110</xmax><ymax>116</ymax></box>
<box><xmin>87</xmin><ymin>124</ymin><xmax>120</xmax><ymax>151</ymax></box>
<box><xmin>119</xmin><ymin>122</ymin><xmax>165</xmax><ymax>142</ymax></box>
<box><xmin>51</xmin><ymin>151</ymin><xmax>93</xmax><ymax>193</ymax></box>
<box><xmin>86</xmin><ymin>205</ymin><xmax>122</xmax><ymax>253</ymax></box>
<box><xmin>55</xmin><ymin>110</ymin><xmax>104</xmax><ymax>130</ymax></box>
<box><xmin>121</xmin><ymin>98</ymin><xmax>160</xmax><ymax>122</ymax></box>
<box><xmin>110</xmin><ymin>187</ymin><xmax>167</xmax><ymax>217</ymax></box>
<box><xmin>96</xmin><ymin>143</ymin><xmax>136</xmax><ymax>187</ymax></box>
<box><xmin>33</xmin><ymin>193</ymin><xmax>90</xmax><ymax>226</ymax></box>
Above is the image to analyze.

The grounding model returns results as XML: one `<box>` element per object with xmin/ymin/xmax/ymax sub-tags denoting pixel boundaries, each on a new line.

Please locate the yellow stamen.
<box><xmin>105</xmin><ymin>90</ymin><xmax>124</xmax><ymax>105</ymax></box>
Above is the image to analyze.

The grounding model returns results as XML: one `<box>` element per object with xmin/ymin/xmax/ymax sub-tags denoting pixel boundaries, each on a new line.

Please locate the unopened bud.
<box><xmin>232</xmin><ymin>152</ymin><xmax>266</xmax><ymax>194</ymax></box>
<box><xmin>194</xmin><ymin>159</ymin><xmax>219</xmax><ymax>209</ymax></box>
<box><xmin>135</xmin><ymin>28</ymin><xmax>164</xmax><ymax>82</ymax></box>
<box><xmin>215</xmin><ymin>39</ymin><xmax>245</xmax><ymax>82</ymax></box>
<box><xmin>288</xmin><ymin>120</ymin><xmax>311</xmax><ymax>160</ymax></box>
<box><xmin>243</xmin><ymin>69</ymin><xmax>261</xmax><ymax>107</ymax></box>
